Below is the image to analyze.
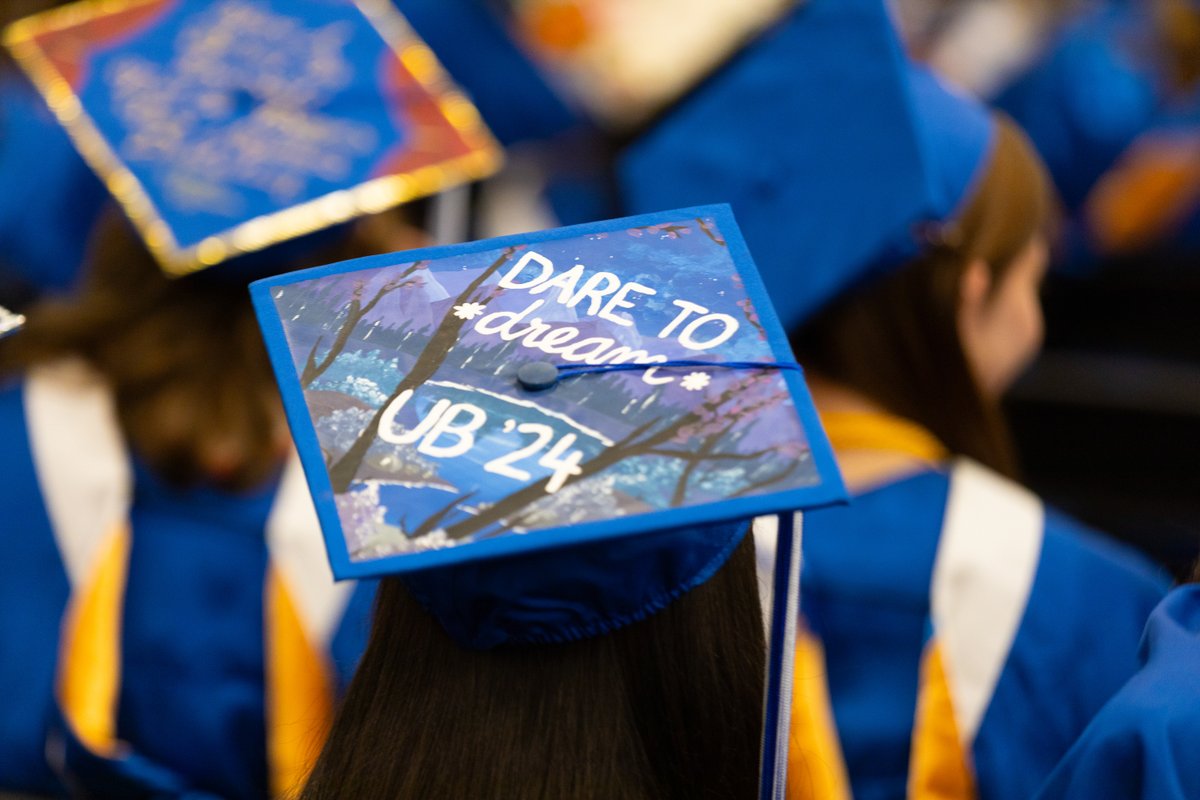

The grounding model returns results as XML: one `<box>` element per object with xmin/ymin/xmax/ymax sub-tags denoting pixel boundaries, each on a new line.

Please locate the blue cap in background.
<box><xmin>618</xmin><ymin>0</ymin><xmax>997</xmax><ymax>331</ymax></box>
<box><xmin>0</xmin><ymin>75</ymin><xmax>107</xmax><ymax>292</ymax></box>
<box><xmin>399</xmin><ymin>0</ymin><xmax>581</xmax><ymax>145</ymax></box>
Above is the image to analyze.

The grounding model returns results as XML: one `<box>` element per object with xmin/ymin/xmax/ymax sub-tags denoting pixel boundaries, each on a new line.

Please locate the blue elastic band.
<box><xmin>555</xmin><ymin>359</ymin><xmax>803</xmax><ymax>379</ymax></box>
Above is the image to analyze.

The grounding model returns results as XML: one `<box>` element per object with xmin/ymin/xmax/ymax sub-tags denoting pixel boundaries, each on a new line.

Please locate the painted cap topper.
<box><xmin>619</xmin><ymin>0</ymin><xmax>997</xmax><ymax>331</ymax></box>
<box><xmin>251</xmin><ymin>204</ymin><xmax>844</xmax><ymax>644</ymax></box>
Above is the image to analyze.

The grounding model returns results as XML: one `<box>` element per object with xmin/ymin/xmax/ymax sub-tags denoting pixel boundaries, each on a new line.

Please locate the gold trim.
<box><xmin>3</xmin><ymin>0</ymin><xmax>504</xmax><ymax>277</ymax></box>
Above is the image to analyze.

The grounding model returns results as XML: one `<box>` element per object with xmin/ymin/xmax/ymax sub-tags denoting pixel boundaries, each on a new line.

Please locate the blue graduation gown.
<box><xmin>798</xmin><ymin>456</ymin><xmax>1169</xmax><ymax>799</ymax></box>
<box><xmin>1035</xmin><ymin>585</ymin><xmax>1200</xmax><ymax>800</ymax></box>
<box><xmin>0</xmin><ymin>362</ymin><xmax>375</xmax><ymax>798</ymax></box>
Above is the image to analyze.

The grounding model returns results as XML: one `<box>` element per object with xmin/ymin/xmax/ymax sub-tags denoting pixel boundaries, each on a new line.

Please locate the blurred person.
<box><xmin>0</xmin><ymin>0</ymin><xmax>502</xmax><ymax>795</ymax></box>
<box><xmin>0</xmin><ymin>205</ymin><xmax>432</xmax><ymax>797</ymax></box>
<box><xmin>618</xmin><ymin>1</ymin><xmax>1172</xmax><ymax>796</ymax></box>
<box><xmin>994</xmin><ymin>0</ymin><xmax>1200</xmax><ymax>270</ymax></box>
<box><xmin>784</xmin><ymin>92</ymin><xmax>1168</xmax><ymax>800</ymax></box>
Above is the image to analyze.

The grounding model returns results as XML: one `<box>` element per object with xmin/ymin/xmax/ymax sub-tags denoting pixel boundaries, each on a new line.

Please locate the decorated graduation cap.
<box><xmin>3</xmin><ymin>0</ymin><xmax>502</xmax><ymax>277</ymax></box>
<box><xmin>252</xmin><ymin>204</ymin><xmax>845</xmax><ymax>797</ymax></box>
<box><xmin>618</xmin><ymin>0</ymin><xmax>998</xmax><ymax>331</ymax></box>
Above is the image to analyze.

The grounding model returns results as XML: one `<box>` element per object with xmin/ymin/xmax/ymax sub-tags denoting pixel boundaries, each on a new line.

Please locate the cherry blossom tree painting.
<box><xmin>262</xmin><ymin>212</ymin><xmax>823</xmax><ymax>563</ymax></box>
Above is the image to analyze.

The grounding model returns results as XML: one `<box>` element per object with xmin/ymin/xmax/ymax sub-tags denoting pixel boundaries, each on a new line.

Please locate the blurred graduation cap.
<box><xmin>400</xmin><ymin>0</ymin><xmax>581</xmax><ymax>145</ymax></box>
<box><xmin>0</xmin><ymin>74</ymin><xmax>107</xmax><ymax>292</ymax></box>
<box><xmin>618</xmin><ymin>0</ymin><xmax>997</xmax><ymax>331</ymax></box>
<box><xmin>252</xmin><ymin>204</ymin><xmax>845</xmax><ymax>796</ymax></box>
<box><xmin>3</xmin><ymin>0</ymin><xmax>503</xmax><ymax>277</ymax></box>
<box><xmin>994</xmin><ymin>1</ymin><xmax>1200</xmax><ymax>265</ymax></box>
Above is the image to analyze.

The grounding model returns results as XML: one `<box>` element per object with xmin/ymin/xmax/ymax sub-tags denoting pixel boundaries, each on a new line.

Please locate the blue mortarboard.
<box><xmin>399</xmin><ymin>0</ymin><xmax>581</xmax><ymax>145</ymax></box>
<box><xmin>617</xmin><ymin>0</ymin><xmax>997</xmax><ymax>331</ymax></box>
<box><xmin>253</xmin><ymin>204</ymin><xmax>845</xmax><ymax>795</ymax></box>
<box><xmin>4</xmin><ymin>0</ymin><xmax>503</xmax><ymax>277</ymax></box>
<box><xmin>0</xmin><ymin>74</ymin><xmax>107</xmax><ymax>291</ymax></box>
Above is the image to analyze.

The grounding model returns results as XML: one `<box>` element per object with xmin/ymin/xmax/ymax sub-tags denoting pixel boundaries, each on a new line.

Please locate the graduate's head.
<box><xmin>796</xmin><ymin>110</ymin><xmax>1054</xmax><ymax>398</ymax></box>
<box><xmin>792</xmin><ymin>113</ymin><xmax>1053</xmax><ymax>475</ymax></box>
<box><xmin>301</xmin><ymin>530</ymin><xmax>766</xmax><ymax>800</ymax></box>
<box><xmin>262</xmin><ymin>204</ymin><xmax>840</xmax><ymax>799</ymax></box>
<box><xmin>944</xmin><ymin>117</ymin><xmax>1053</xmax><ymax>398</ymax></box>
<box><xmin>617</xmin><ymin>0</ymin><xmax>1056</xmax><ymax>474</ymax></box>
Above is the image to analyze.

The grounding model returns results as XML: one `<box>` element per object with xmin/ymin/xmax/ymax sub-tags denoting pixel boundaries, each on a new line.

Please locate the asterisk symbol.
<box><xmin>452</xmin><ymin>302</ymin><xmax>488</xmax><ymax>320</ymax></box>
<box><xmin>680</xmin><ymin>371</ymin><xmax>711</xmax><ymax>392</ymax></box>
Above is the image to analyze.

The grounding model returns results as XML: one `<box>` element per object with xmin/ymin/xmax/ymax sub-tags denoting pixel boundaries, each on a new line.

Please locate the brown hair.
<box><xmin>299</xmin><ymin>532</ymin><xmax>766</xmax><ymax>800</ymax></box>
<box><xmin>1154</xmin><ymin>0</ymin><xmax>1200</xmax><ymax>90</ymax></box>
<box><xmin>792</xmin><ymin>115</ymin><xmax>1054</xmax><ymax>477</ymax></box>
<box><xmin>0</xmin><ymin>205</ymin><xmax>424</xmax><ymax>490</ymax></box>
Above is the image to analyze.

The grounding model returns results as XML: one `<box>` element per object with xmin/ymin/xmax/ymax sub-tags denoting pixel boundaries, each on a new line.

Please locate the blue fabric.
<box><xmin>989</xmin><ymin>1</ymin><xmax>1200</xmax><ymax>270</ymax></box>
<box><xmin>0</xmin><ymin>377</ymin><xmax>376</xmax><ymax>797</ymax></box>
<box><xmin>0</xmin><ymin>381</ymin><xmax>70</xmax><ymax>794</ymax></box>
<box><xmin>1034</xmin><ymin>585</ymin><xmax>1200</xmax><ymax>800</ymax></box>
<box><xmin>802</xmin><ymin>470</ymin><xmax>948</xmax><ymax>799</ymax></box>
<box><xmin>907</xmin><ymin>66</ymin><xmax>995</xmax><ymax>220</ymax></box>
<box><xmin>618</xmin><ymin>0</ymin><xmax>997</xmax><ymax>331</ymax></box>
<box><xmin>116</xmin><ymin>461</ymin><xmax>275</xmax><ymax>799</ymax></box>
<box><xmin>801</xmin><ymin>468</ymin><xmax>1170</xmax><ymax>799</ymax></box>
<box><xmin>398</xmin><ymin>0</ymin><xmax>579</xmax><ymax>145</ymax></box>
<box><xmin>993</xmin><ymin>4</ymin><xmax>1160</xmax><ymax>213</ymax></box>
<box><xmin>330</xmin><ymin>579</ymin><xmax>378</xmax><ymax>693</ymax></box>
<box><xmin>403</xmin><ymin>520</ymin><xmax>749</xmax><ymax>650</ymax></box>
<box><xmin>50</xmin><ymin>703</ymin><xmax>224</xmax><ymax>800</ymax></box>
<box><xmin>973</xmin><ymin>510</ymin><xmax>1170</xmax><ymax>800</ymax></box>
<box><xmin>0</xmin><ymin>75</ymin><xmax>106</xmax><ymax>291</ymax></box>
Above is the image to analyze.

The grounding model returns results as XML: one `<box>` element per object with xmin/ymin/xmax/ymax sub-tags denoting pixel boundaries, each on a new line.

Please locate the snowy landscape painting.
<box><xmin>261</xmin><ymin>210</ymin><xmax>824</xmax><ymax>567</ymax></box>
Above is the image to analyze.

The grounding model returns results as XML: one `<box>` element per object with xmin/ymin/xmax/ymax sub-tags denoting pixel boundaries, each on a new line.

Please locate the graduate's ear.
<box><xmin>957</xmin><ymin>256</ymin><xmax>993</xmax><ymax>324</ymax></box>
<box><xmin>956</xmin><ymin>256</ymin><xmax>994</xmax><ymax>390</ymax></box>
<box><xmin>956</xmin><ymin>256</ymin><xmax>994</xmax><ymax>355</ymax></box>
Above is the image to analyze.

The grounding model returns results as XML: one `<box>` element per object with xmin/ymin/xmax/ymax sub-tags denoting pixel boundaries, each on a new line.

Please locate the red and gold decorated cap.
<box><xmin>3</xmin><ymin>0</ymin><xmax>503</xmax><ymax>276</ymax></box>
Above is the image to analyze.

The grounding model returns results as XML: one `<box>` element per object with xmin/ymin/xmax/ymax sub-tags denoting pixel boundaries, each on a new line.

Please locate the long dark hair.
<box><xmin>792</xmin><ymin>116</ymin><xmax>1053</xmax><ymax>477</ymax></box>
<box><xmin>299</xmin><ymin>532</ymin><xmax>766</xmax><ymax>799</ymax></box>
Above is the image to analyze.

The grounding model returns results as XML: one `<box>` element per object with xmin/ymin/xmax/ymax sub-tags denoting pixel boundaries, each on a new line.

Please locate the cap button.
<box><xmin>517</xmin><ymin>361</ymin><xmax>559</xmax><ymax>392</ymax></box>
